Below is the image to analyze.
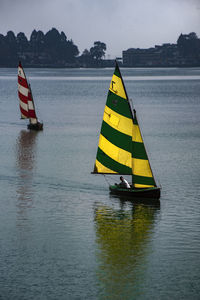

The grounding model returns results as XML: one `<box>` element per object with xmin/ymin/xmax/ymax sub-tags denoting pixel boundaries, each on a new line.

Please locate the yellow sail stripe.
<box><xmin>132</xmin><ymin>123</ymin><xmax>143</xmax><ymax>143</ymax></box>
<box><xmin>103</xmin><ymin>106</ymin><xmax>133</xmax><ymax>137</ymax></box>
<box><xmin>95</xmin><ymin>159</ymin><xmax>117</xmax><ymax>174</ymax></box>
<box><xmin>99</xmin><ymin>134</ymin><xmax>132</xmax><ymax>168</ymax></box>
<box><xmin>132</xmin><ymin>119</ymin><xmax>155</xmax><ymax>187</ymax></box>
<box><xmin>109</xmin><ymin>74</ymin><xmax>127</xmax><ymax>99</ymax></box>
<box><xmin>132</xmin><ymin>158</ymin><xmax>153</xmax><ymax>178</ymax></box>
<box><xmin>134</xmin><ymin>183</ymin><xmax>155</xmax><ymax>188</ymax></box>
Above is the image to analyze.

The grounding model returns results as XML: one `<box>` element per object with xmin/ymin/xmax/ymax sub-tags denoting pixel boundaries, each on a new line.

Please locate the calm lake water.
<box><xmin>0</xmin><ymin>67</ymin><xmax>200</xmax><ymax>300</ymax></box>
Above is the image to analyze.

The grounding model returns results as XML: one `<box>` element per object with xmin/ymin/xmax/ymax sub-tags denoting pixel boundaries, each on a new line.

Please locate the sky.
<box><xmin>0</xmin><ymin>0</ymin><xmax>200</xmax><ymax>58</ymax></box>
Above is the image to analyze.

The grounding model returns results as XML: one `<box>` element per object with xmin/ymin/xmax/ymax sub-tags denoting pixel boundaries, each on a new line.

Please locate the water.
<box><xmin>0</xmin><ymin>67</ymin><xmax>200</xmax><ymax>299</ymax></box>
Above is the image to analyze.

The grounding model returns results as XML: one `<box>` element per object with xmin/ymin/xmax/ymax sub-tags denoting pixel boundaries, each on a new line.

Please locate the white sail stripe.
<box><xmin>21</xmin><ymin>113</ymin><xmax>28</xmax><ymax>119</ymax></box>
<box><xmin>30</xmin><ymin>118</ymin><xmax>37</xmax><ymax>124</ymax></box>
<box><xmin>20</xmin><ymin>100</ymin><xmax>28</xmax><ymax>112</ymax></box>
<box><xmin>28</xmin><ymin>101</ymin><xmax>34</xmax><ymax>110</ymax></box>
<box><xmin>18</xmin><ymin>67</ymin><xmax>26</xmax><ymax>79</ymax></box>
<box><xmin>18</xmin><ymin>84</ymin><xmax>29</xmax><ymax>97</ymax></box>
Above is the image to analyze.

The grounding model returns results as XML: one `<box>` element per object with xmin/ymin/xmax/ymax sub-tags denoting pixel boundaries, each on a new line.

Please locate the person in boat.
<box><xmin>119</xmin><ymin>176</ymin><xmax>131</xmax><ymax>188</ymax></box>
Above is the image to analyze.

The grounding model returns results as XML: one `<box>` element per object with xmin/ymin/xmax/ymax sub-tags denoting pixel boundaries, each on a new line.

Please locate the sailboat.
<box><xmin>18</xmin><ymin>62</ymin><xmax>43</xmax><ymax>130</ymax></box>
<box><xmin>92</xmin><ymin>61</ymin><xmax>160</xmax><ymax>199</ymax></box>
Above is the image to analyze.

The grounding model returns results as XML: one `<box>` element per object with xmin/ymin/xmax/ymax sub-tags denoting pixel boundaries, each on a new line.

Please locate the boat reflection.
<box><xmin>16</xmin><ymin>130</ymin><xmax>38</xmax><ymax>219</ymax></box>
<box><xmin>110</xmin><ymin>193</ymin><xmax>161</xmax><ymax>206</ymax></box>
<box><xmin>94</xmin><ymin>200</ymin><xmax>160</xmax><ymax>298</ymax></box>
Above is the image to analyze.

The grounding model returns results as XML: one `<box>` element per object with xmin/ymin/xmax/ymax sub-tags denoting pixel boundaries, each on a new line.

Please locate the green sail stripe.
<box><xmin>97</xmin><ymin>148</ymin><xmax>132</xmax><ymax>174</ymax></box>
<box><xmin>132</xmin><ymin>141</ymin><xmax>148</xmax><ymax>159</ymax></box>
<box><xmin>101</xmin><ymin>120</ymin><xmax>132</xmax><ymax>152</ymax></box>
<box><xmin>106</xmin><ymin>91</ymin><xmax>132</xmax><ymax>119</ymax></box>
<box><xmin>100</xmin><ymin>122</ymin><xmax>148</xmax><ymax>160</ymax></box>
<box><xmin>114</xmin><ymin>64</ymin><xmax>121</xmax><ymax>78</ymax></box>
<box><xmin>133</xmin><ymin>174</ymin><xmax>156</xmax><ymax>186</ymax></box>
<box><xmin>133</xmin><ymin>117</ymin><xmax>138</xmax><ymax>125</ymax></box>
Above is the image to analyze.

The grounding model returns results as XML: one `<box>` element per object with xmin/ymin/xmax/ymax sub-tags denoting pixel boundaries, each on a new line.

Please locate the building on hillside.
<box><xmin>122</xmin><ymin>44</ymin><xmax>179</xmax><ymax>67</ymax></box>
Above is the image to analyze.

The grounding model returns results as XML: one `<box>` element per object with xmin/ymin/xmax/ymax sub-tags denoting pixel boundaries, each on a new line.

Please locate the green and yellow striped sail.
<box><xmin>93</xmin><ymin>62</ymin><xmax>156</xmax><ymax>188</ymax></box>
<box><xmin>132</xmin><ymin>111</ymin><xmax>156</xmax><ymax>188</ymax></box>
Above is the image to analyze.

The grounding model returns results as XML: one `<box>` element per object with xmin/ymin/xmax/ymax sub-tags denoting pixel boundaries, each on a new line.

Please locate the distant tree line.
<box><xmin>0</xmin><ymin>28</ymin><xmax>199</xmax><ymax>67</ymax></box>
<box><xmin>0</xmin><ymin>27</ymin><xmax>107</xmax><ymax>67</ymax></box>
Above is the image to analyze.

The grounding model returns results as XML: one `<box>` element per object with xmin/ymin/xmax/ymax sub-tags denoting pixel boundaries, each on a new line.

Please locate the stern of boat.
<box><xmin>27</xmin><ymin>122</ymin><xmax>43</xmax><ymax>131</ymax></box>
<box><xmin>109</xmin><ymin>185</ymin><xmax>161</xmax><ymax>200</ymax></box>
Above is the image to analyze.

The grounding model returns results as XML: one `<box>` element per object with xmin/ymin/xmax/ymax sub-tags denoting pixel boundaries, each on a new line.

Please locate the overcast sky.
<box><xmin>1</xmin><ymin>0</ymin><xmax>200</xmax><ymax>58</ymax></box>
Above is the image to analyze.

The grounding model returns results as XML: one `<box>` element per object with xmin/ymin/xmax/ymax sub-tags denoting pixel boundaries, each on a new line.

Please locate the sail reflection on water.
<box><xmin>16</xmin><ymin>130</ymin><xmax>38</xmax><ymax>218</ymax></box>
<box><xmin>94</xmin><ymin>202</ymin><xmax>160</xmax><ymax>298</ymax></box>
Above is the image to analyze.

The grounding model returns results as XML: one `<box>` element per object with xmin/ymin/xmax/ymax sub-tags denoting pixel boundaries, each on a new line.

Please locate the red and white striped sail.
<box><xmin>18</xmin><ymin>62</ymin><xmax>37</xmax><ymax>124</ymax></box>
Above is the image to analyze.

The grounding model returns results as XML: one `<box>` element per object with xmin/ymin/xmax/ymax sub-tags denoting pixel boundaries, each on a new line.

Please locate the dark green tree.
<box><xmin>16</xmin><ymin>32</ymin><xmax>29</xmax><ymax>53</ymax></box>
<box><xmin>64</xmin><ymin>39</ymin><xmax>79</xmax><ymax>62</ymax></box>
<box><xmin>0</xmin><ymin>34</ymin><xmax>10</xmax><ymax>65</ymax></box>
<box><xmin>5</xmin><ymin>31</ymin><xmax>18</xmax><ymax>64</ymax></box>
<box><xmin>90</xmin><ymin>41</ymin><xmax>106</xmax><ymax>60</ymax></box>
<box><xmin>79</xmin><ymin>49</ymin><xmax>93</xmax><ymax>66</ymax></box>
<box><xmin>30</xmin><ymin>30</ymin><xmax>45</xmax><ymax>54</ymax></box>
<box><xmin>44</xmin><ymin>28</ymin><xmax>61</xmax><ymax>60</ymax></box>
<box><xmin>44</xmin><ymin>28</ymin><xmax>79</xmax><ymax>63</ymax></box>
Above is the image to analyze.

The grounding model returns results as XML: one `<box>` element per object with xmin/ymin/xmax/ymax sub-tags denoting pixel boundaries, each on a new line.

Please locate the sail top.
<box><xmin>18</xmin><ymin>62</ymin><xmax>38</xmax><ymax>124</ymax></box>
<box><xmin>93</xmin><ymin>61</ymin><xmax>156</xmax><ymax>188</ymax></box>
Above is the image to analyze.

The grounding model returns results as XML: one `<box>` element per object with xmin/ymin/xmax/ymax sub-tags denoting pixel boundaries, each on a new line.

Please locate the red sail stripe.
<box><xmin>28</xmin><ymin>109</ymin><xmax>37</xmax><ymax>118</ymax></box>
<box><xmin>18</xmin><ymin>76</ymin><xmax>29</xmax><ymax>89</ymax></box>
<box><xmin>27</xmin><ymin>91</ymin><xmax>37</xmax><ymax>119</ymax></box>
<box><xmin>18</xmin><ymin>91</ymin><xmax>28</xmax><ymax>104</ymax></box>
<box><xmin>28</xmin><ymin>90</ymin><xmax>33</xmax><ymax>101</ymax></box>
<box><xmin>20</xmin><ymin>106</ymin><xmax>29</xmax><ymax>118</ymax></box>
<box><xmin>28</xmin><ymin>91</ymin><xmax>37</xmax><ymax>119</ymax></box>
<box><xmin>19</xmin><ymin>88</ymin><xmax>37</xmax><ymax>119</ymax></box>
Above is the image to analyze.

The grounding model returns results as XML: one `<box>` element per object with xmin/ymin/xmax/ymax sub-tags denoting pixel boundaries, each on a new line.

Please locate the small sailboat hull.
<box><xmin>27</xmin><ymin>122</ymin><xmax>43</xmax><ymax>131</ymax></box>
<box><xmin>109</xmin><ymin>185</ymin><xmax>161</xmax><ymax>200</ymax></box>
